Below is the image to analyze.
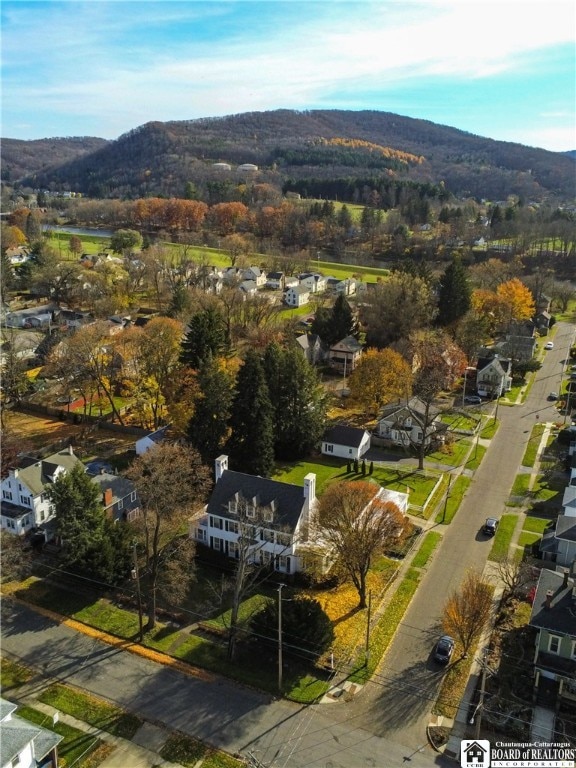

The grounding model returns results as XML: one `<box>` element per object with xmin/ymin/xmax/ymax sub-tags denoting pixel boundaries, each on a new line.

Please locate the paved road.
<box><xmin>329</xmin><ymin>322</ymin><xmax>575</xmax><ymax>748</ymax></box>
<box><xmin>2</xmin><ymin>323</ymin><xmax>574</xmax><ymax>768</ymax></box>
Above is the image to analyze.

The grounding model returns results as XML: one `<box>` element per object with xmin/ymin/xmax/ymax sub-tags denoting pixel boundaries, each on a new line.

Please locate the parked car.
<box><xmin>433</xmin><ymin>635</ymin><xmax>455</xmax><ymax>665</ymax></box>
<box><xmin>464</xmin><ymin>395</ymin><xmax>482</xmax><ymax>405</ymax></box>
<box><xmin>544</xmin><ymin>341</ymin><xmax>554</xmax><ymax>350</ymax></box>
<box><xmin>548</xmin><ymin>392</ymin><xmax>559</xmax><ymax>401</ymax></box>
<box><xmin>483</xmin><ymin>517</ymin><xmax>499</xmax><ymax>536</ymax></box>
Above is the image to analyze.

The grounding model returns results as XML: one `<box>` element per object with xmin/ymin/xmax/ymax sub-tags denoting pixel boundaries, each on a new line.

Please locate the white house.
<box><xmin>299</xmin><ymin>273</ymin><xmax>327</xmax><ymax>294</ymax></box>
<box><xmin>328</xmin><ymin>336</ymin><xmax>363</xmax><ymax>374</ymax></box>
<box><xmin>239</xmin><ymin>280</ymin><xmax>258</xmax><ymax>296</ymax></box>
<box><xmin>0</xmin><ymin>447</ymin><xmax>83</xmax><ymax>537</ymax></box>
<box><xmin>284</xmin><ymin>275</ymin><xmax>299</xmax><ymax>290</ymax></box>
<box><xmin>326</xmin><ymin>277</ymin><xmax>357</xmax><ymax>296</ymax></box>
<box><xmin>1</xmin><ymin>698</ymin><xmax>62</xmax><ymax>768</ymax></box>
<box><xmin>321</xmin><ymin>425</ymin><xmax>371</xmax><ymax>460</ymax></box>
<box><xmin>242</xmin><ymin>266</ymin><xmax>267</xmax><ymax>287</ymax></box>
<box><xmin>265</xmin><ymin>271</ymin><xmax>284</xmax><ymax>290</ymax></box>
<box><xmin>284</xmin><ymin>285</ymin><xmax>310</xmax><ymax>308</ymax></box>
<box><xmin>190</xmin><ymin>455</ymin><xmax>319</xmax><ymax>575</ymax></box>
<box><xmin>375</xmin><ymin>397</ymin><xmax>444</xmax><ymax>448</ymax></box>
<box><xmin>135</xmin><ymin>425</ymin><xmax>170</xmax><ymax>455</ymax></box>
<box><xmin>476</xmin><ymin>355</ymin><xmax>512</xmax><ymax>398</ymax></box>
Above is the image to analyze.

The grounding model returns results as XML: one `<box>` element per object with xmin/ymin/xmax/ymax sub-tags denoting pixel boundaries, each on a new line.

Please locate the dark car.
<box><xmin>433</xmin><ymin>635</ymin><xmax>455</xmax><ymax>665</ymax></box>
<box><xmin>548</xmin><ymin>392</ymin><xmax>559</xmax><ymax>401</ymax></box>
<box><xmin>483</xmin><ymin>517</ymin><xmax>499</xmax><ymax>536</ymax></box>
<box><xmin>464</xmin><ymin>395</ymin><xmax>482</xmax><ymax>405</ymax></box>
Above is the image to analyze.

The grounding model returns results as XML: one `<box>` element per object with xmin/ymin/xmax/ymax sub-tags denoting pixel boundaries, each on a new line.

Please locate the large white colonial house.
<box><xmin>190</xmin><ymin>455</ymin><xmax>319</xmax><ymax>575</ymax></box>
<box><xmin>0</xmin><ymin>447</ymin><xmax>82</xmax><ymax>537</ymax></box>
<box><xmin>190</xmin><ymin>455</ymin><xmax>408</xmax><ymax>576</ymax></box>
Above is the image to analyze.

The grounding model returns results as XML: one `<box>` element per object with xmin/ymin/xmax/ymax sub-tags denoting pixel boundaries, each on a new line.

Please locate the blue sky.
<box><xmin>2</xmin><ymin>0</ymin><xmax>575</xmax><ymax>151</ymax></box>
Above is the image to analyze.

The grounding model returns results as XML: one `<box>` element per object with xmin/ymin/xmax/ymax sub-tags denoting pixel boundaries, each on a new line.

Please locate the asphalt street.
<box><xmin>1</xmin><ymin>322</ymin><xmax>574</xmax><ymax>768</ymax></box>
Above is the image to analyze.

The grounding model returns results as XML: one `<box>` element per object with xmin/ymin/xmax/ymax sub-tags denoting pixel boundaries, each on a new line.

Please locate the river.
<box><xmin>43</xmin><ymin>225</ymin><xmax>115</xmax><ymax>238</ymax></box>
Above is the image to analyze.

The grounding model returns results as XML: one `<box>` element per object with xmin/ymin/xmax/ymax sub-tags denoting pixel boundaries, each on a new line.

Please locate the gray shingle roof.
<box><xmin>323</xmin><ymin>425</ymin><xmax>368</xmax><ymax>448</ymax></box>
<box><xmin>529</xmin><ymin>569</ymin><xmax>576</xmax><ymax>636</ymax></box>
<box><xmin>16</xmin><ymin>448</ymin><xmax>82</xmax><ymax>495</ymax></box>
<box><xmin>206</xmin><ymin>470</ymin><xmax>306</xmax><ymax>532</ymax></box>
<box><xmin>0</xmin><ymin>698</ymin><xmax>62</xmax><ymax>766</ymax></box>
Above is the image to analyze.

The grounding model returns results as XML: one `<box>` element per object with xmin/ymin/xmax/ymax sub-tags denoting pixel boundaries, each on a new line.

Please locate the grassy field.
<box><xmin>517</xmin><ymin>515</ymin><xmax>550</xmax><ymax>547</ymax></box>
<box><xmin>435</xmin><ymin>475</ymin><xmax>471</xmax><ymax>524</ymax></box>
<box><xmin>488</xmin><ymin>514</ymin><xmax>519</xmax><ymax>561</ymax></box>
<box><xmin>521</xmin><ymin>423</ymin><xmax>546</xmax><ymax>467</ymax></box>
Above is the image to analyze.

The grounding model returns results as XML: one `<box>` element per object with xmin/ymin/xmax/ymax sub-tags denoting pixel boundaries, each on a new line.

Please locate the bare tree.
<box><xmin>125</xmin><ymin>444</ymin><xmax>210</xmax><ymax>630</ymax></box>
<box><xmin>494</xmin><ymin>557</ymin><xmax>534</xmax><ymax>604</ymax></box>
<box><xmin>0</xmin><ymin>531</ymin><xmax>34</xmax><ymax>582</ymax></box>
<box><xmin>442</xmin><ymin>569</ymin><xmax>493</xmax><ymax>657</ymax></box>
<box><xmin>225</xmin><ymin>496</ymin><xmax>291</xmax><ymax>662</ymax></box>
<box><xmin>316</xmin><ymin>481</ymin><xmax>407</xmax><ymax>609</ymax></box>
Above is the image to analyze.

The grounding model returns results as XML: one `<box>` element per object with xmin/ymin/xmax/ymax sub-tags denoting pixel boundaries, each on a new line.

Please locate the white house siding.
<box><xmin>322</xmin><ymin>434</ymin><xmax>370</xmax><ymax>460</ymax></box>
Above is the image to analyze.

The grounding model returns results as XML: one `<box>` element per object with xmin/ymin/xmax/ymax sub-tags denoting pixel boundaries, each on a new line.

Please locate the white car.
<box><xmin>544</xmin><ymin>341</ymin><xmax>554</xmax><ymax>350</ymax></box>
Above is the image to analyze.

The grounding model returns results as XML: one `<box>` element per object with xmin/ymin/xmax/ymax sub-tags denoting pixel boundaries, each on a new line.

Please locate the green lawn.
<box><xmin>480</xmin><ymin>418</ymin><xmax>499</xmax><ymax>440</ymax></box>
<box><xmin>435</xmin><ymin>476</ymin><xmax>471</xmax><ymax>524</ymax></box>
<box><xmin>510</xmin><ymin>472</ymin><xmax>531</xmax><ymax>499</ymax></box>
<box><xmin>488</xmin><ymin>514</ymin><xmax>518</xmax><ymax>562</ymax></box>
<box><xmin>17</xmin><ymin>704</ymin><xmax>106</xmax><ymax>768</ymax></box>
<box><xmin>160</xmin><ymin>733</ymin><xmax>244</xmax><ymax>768</ymax></box>
<box><xmin>272</xmin><ymin>458</ymin><xmax>440</xmax><ymax>508</ymax></box>
<box><xmin>0</xmin><ymin>657</ymin><xmax>34</xmax><ymax>690</ymax></box>
<box><xmin>39</xmin><ymin>683</ymin><xmax>142</xmax><ymax>739</ymax></box>
<box><xmin>521</xmin><ymin>423</ymin><xmax>546</xmax><ymax>467</ymax></box>
<box><xmin>439</xmin><ymin>412</ymin><xmax>479</xmax><ymax>433</ymax></box>
<box><xmin>411</xmin><ymin>531</ymin><xmax>442</xmax><ymax>569</ymax></box>
<box><xmin>427</xmin><ymin>438</ymin><xmax>471</xmax><ymax>467</ymax></box>
<box><xmin>465</xmin><ymin>443</ymin><xmax>486</xmax><ymax>472</ymax></box>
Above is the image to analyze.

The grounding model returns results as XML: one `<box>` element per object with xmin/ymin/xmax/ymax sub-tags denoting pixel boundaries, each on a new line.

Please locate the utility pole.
<box><xmin>473</xmin><ymin>649</ymin><xmax>489</xmax><ymax>739</ymax></box>
<box><xmin>277</xmin><ymin>584</ymin><xmax>285</xmax><ymax>692</ymax></box>
<box><xmin>442</xmin><ymin>474</ymin><xmax>453</xmax><ymax>523</ymax></box>
<box><xmin>132</xmin><ymin>541</ymin><xmax>143</xmax><ymax>642</ymax></box>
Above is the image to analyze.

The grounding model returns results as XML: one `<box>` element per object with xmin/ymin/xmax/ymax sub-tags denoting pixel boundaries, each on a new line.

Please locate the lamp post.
<box><xmin>277</xmin><ymin>584</ymin><xmax>285</xmax><ymax>692</ymax></box>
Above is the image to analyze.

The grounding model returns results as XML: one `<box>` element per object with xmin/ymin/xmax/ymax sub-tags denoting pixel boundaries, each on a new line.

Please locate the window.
<box><xmin>3</xmin><ymin>491</ymin><xmax>12</xmax><ymax>501</ymax></box>
<box><xmin>260</xmin><ymin>529</ymin><xmax>274</xmax><ymax>543</ymax></box>
<box><xmin>277</xmin><ymin>533</ymin><xmax>292</xmax><ymax>547</ymax></box>
<box><xmin>12</xmin><ymin>754</ymin><xmax>21</xmax><ymax>767</ymax></box>
<box><xmin>246</xmin><ymin>505</ymin><xmax>255</xmax><ymax>518</ymax></box>
<box><xmin>548</xmin><ymin>635</ymin><xmax>561</xmax><ymax>654</ymax></box>
<box><xmin>349</xmin><ymin>448</ymin><xmax>353</xmax><ymax>455</ymax></box>
<box><xmin>279</xmin><ymin>556</ymin><xmax>291</xmax><ymax>573</ymax></box>
<box><xmin>127</xmin><ymin>508</ymin><xmax>141</xmax><ymax>522</ymax></box>
<box><xmin>130</xmin><ymin>491</ymin><xmax>136</xmax><ymax>502</ymax></box>
<box><xmin>226</xmin><ymin>520</ymin><xmax>239</xmax><ymax>534</ymax></box>
<box><xmin>20</xmin><ymin>496</ymin><xmax>30</xmax><ymax>506</ymax></box>
<box><xmin>264</xmin><ymin>509</ymin><xmax>273</xmax><ymax>523</ymax></box>
<box><xmin>210</xmin><ymin>516</ymin><xmax>223</xmax><ymax>530</ymax></box>
<box><xmin>229</xmin><ymin>542</ymin><xmax>239</xmax><ymax>558</ymax></box>
<box><xmin>118</xmin><ymin>498</ymin><xmax>123</xmax><ymax>510</ymax></box>
<box><xmin>571</xmin><ymin>641</ymin><xmax>576</xmax><ymax>660</ymax></box>
<box><xmin>212</xmin><ymin>537</ymin><xmax>222</xmax><ymax>551</ymax></box>
<box><xmin>228</xmin><ymin>500</ymin><xmax>237</xmax><ymax>514</ymax></box>
<box><xmin>196</xmin><ymin>528</ymin><xmax>206</xmax><ymax>543</ymax></box>
<box><xmin>325</xmin><ymin>444</ymin><xmax>333</xmax><ymax>453</ymax></box>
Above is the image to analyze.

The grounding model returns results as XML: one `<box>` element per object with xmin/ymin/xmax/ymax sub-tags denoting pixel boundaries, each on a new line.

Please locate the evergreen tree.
<box><xmin>227</xmin><ymin>350</ymin><xmax>275</xmax><ymax>476</ymax></box>
<box><xmin>167</xmin><ymin>284</ymin><xmax>193</xmax><ymax>319</ymax></box>
<box><xmin>263</xmin><ymin>344</ymin><xmax>327</xmax><ymax>460</ymax></box>
<box><xmin>437</xmin><ymin>257</ymin><xmax>471</xmax><ymax>327</ymax></box>
<box><xmin>46</xmin><ymin>464</ymin><xmax>107</xmax><ymax>577</ymax></box>
<box><xmin>311</xmin><ymin>294</ymin><xmax>357</xmax><ymax>346</ymax></box>
<box><xmin>187</xmin><ymin>356</ymin><xmax>234</xmax><ymax>463</ymax></box>
<box><xmin>180</xmin><ymin>307</ymin><xmax>228</xmax><ymax>369</ymax></box>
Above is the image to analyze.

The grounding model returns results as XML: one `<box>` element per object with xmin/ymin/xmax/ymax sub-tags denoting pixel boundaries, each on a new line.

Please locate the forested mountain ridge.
<box><xmin>4</xmin><ymin>109</ymin><xmax>575</xmax><ymax>202</ymax></box>
<box><xmin>1</xmin><ymin>136</ymin><xmax>109</xmax><ymax>185</ymax></box>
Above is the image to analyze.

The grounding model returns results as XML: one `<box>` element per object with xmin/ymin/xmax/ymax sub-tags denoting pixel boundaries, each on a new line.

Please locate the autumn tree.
<box><xmin>110</xmin><ymin>228</ymin><xmax>143</xmax><ymax>255</ymax></box>
<box><xmin>317</xmin><ymin>481</ymin><xmax>406</xmax><ymax>609</ymax></box>
<box><xmin>227</xmin><ymin>350</ymin><xmax>275</xmax><ymax>477</ymax></box>
<box><xmin>496</xmin><ymin>278</ymin><xmax>536</xmax><ymax>326</ymax></box>
<box><xmin>362</xmin><ymin>272</ymin><xmax>437</xmax><ymax>348</ymax></box>
<box><xmin>68</xmin><ymin>235</ymin><xmax>83</xmax><ymax>256</ymax></box>
<box><xmin>348</xmin><ymin>348</ymin><xmax>413</xmax><ymax>415</ymax></box>
<box><xmin>442</xmin><ymin>569</ymin><xmax>493</xmax><ymax>656</ymax></box>
<box><xmin>125</xmin><ymin>444</ymin><xmax>210</xmax><ymax>630</ymax></box>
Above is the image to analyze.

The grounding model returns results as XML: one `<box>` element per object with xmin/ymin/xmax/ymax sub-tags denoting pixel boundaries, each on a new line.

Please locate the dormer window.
<box><xmin>264</xmin><ymin>508</ymin><xmax>273</xmax><ymax>523</ymax></box>
<box><xmin>246</xmin><ymin>505</ymin><xmax>256</xmax><ymax>518</ymax></box>
<box><xmin>228</xmin><ymin>500</ymin><xmax>238</xmax><ymax>514</ymax></box>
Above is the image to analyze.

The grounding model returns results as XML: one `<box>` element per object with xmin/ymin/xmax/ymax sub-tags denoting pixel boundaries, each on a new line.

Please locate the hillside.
<box><xmin>1</xmin><ymin>136</ymin><xmax>109</xmax><ymax>185</ymax></box>
<box><xmin>6</xmin><ymin>110</ymin><xmax>575</xmax><ymax>202</ymax></box>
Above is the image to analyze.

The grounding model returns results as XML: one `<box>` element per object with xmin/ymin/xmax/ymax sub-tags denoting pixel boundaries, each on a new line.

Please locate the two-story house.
<box><xmin>529</xmin><ymin>566</ymin><xmax>576</xmax><ymax>709</ymax></box>
<box><xmin>242</xmin><ymin>266</ymin><xmax>267</xmax><ymax>287</ymax></box>
<box><xmin>0</xmin><ymin>447</ymin><xmax>83</xmax><ymax>538</ymax></box>
<box><xmin>265</xmin><ymin>271</ymin><xmax>284</xmax><ymax>290</ymax></box>
<box><xmin>1</xmin><ymin>698</ymin><xmax>62</xmax><ymax>768</ymax></box>
<box><xmin>476</xmin><ymin>354</ymin><xmax>512</xmax><ymax>398</ymax></box>
<box><xmin>284</xmin><ymin>285</ymin><xmax>310</xmax><ymax>308</ymax></box>
<box><xmin>90</xmin><ymin>472</ymin><xmax>141</xmax><ymax>524</ymax></box>
<box><xmin>375</xmin><ymin>397</ymin><xmax>444</xmax><ymax>448</ymax></box>
<box><xmin>190</xmin><ymin>455</ymin><xmax>318</xmax><ymax>576</ymax></box>
<box><xmin>328</xmin><ymin>336</ymin><xmax>363</xmax><ymax>374</ymax></box>
<box><xmin>298</xmin><ymin>273</ymin><xmax>327</xmax><ymax>294</ymax></box>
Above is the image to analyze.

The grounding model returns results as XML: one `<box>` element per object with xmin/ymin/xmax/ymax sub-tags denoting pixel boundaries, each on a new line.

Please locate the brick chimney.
<box><xmin>303</xmin><ymin>473</ymin><xmax>317</xmax><ymax>533</ymax></box>
<box><xmin>544</xmin><ymin>590</ymin><xmax>554</xmax><ymax>609</ymax></box>
<box><xmin>562</xmin><ymin>569</ymin><xmax>570</xmax><ymax>589</ymax></box>
<box><xmin>103</xmin><ymin>488</ymin><xmax>113</xmax><ymax>508</ymax></box>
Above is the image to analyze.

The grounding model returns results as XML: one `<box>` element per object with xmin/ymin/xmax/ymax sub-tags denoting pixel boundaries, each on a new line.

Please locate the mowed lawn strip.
<box><xmin>434</xmin><ymin>476</ymin><xmax>471</xmax><ymax>525</ymax></box>
<box><xmin>521</xmin><ymin>424</ymin><xmax>546</xmax><ymax>467</ymax></box>
<box><xmin>488</xmin><ymin>514</ymin><xmax>519</xmax><ymax>562</ymax></box>
<box><xmin>411</xmin><ymin>531</ymin><xmax>442</xmax><ymax>569</ymax></box>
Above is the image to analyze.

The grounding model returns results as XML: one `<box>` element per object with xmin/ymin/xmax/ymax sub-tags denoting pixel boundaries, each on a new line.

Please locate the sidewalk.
<box><xmin>4</xmin><ymin>673</ymin><xmax>183</xmax><ymax>768</ymax></box>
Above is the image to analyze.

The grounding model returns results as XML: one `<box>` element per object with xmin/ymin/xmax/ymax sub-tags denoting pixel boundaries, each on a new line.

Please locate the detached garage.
<box><xmin>321</xmin><ymin>425</ymin><xmax>371</xmax><ymax>460</ymax></box>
